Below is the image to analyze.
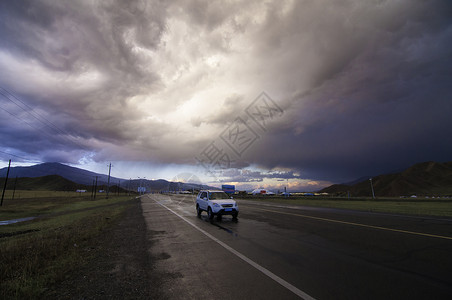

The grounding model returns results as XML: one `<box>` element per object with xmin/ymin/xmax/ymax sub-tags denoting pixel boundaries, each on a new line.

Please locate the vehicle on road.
<box><xmin>196</xmin><ymin>190</ymin><xmax>238</xmax><ymax>220</ymax></box>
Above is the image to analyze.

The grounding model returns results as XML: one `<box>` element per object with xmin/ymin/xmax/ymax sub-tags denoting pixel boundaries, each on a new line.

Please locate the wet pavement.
<box><xmin>0</xmin><ymin>217</ymin><xmax>36</xmax><ymax>225</ymax></box>
<box><xmin>141</xmin><ymin>194</ymin><xmax>452</xmax><ymax>300</ymax></box>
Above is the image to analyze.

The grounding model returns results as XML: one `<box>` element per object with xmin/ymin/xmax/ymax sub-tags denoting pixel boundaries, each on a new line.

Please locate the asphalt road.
<box><xmin>141</xmin><ymin>194</ymin><xmax>452</xmax><ymax>300</ymax></box>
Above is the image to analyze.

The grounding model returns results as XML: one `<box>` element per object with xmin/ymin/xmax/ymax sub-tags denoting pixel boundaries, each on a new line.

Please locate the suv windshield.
<box><xmin>209</xmin><ymin>192</ymin><xmax>230</xmax><ymax>200</ymax></box>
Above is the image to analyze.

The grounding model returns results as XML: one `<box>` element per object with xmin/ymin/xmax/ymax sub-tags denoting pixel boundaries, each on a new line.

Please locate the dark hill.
<box><xmin>320</xmin><ymin>161</ymin><xmax>452</xmax><ymax>197</ymax></box>
<box><xmin>320</xmin><ymin>184</ymin><xmax>351</xmax><ymax>194</ymax></box>
<box><xmin>0</xmin><ymin>175</ymin><xmax>89</xmax><ymax>191</ymax></box>
<box><xmin>0</xmin><ymin>162</ymin><xmax>119</xmax><ymax>186</ymax></box>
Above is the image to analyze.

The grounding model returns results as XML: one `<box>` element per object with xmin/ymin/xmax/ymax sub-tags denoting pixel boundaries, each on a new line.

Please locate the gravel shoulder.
<box><xmin>44</xmin><ymin>198</ymin><xmax>165</xmax><ymax>299</ymax></box>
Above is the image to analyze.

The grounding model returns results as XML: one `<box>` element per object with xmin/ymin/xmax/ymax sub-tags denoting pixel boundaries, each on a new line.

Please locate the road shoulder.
<box><xmin>44</xmin><ymin>198</ymin><xmax>163</xmax><ymax>299</ymax></box>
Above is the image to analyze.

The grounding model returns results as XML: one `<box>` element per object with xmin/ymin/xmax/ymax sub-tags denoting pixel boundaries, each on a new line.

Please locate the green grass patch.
<box><xmin>0</xmin><ymin>195</ymin><xmax>134</xmax><ymax>299</ymax></box>
<box><xmin>242</xmin><ymin>196</ymin><xmax>452</xmax><ymax>218</ymax></box>
<box><xmin>1</xmin><ymin>190</ymin><xmax>93</xmax><ymax>199</ymax></box>
<box><xmin>0</xmin><ymin>191</ymin><xmax>130</xmax><ymax>220</ymax></box>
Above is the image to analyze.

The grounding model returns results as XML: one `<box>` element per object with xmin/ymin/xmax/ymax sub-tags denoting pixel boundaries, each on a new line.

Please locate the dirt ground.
<box><xmin>44</xmin><ymin>198</ymin><xmax>166</xmax><ymax>299</ymax></box>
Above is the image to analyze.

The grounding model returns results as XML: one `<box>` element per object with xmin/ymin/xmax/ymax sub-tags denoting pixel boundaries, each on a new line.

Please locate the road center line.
<box><xmin>254</xmin><ymin>207</ymin><xmax>452</xmax><ymax>241</ymax></box>
<box><xmin>150</xmin><ymin>196</ymin><xmax>316</xmax><ymax>300</ymax></box>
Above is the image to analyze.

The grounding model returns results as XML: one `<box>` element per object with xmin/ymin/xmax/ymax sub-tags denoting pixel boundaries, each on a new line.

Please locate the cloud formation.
<box><xmin>1</xmin><ymin>0</ymin><xmax>451</xmax><ymax>187</ymax></box>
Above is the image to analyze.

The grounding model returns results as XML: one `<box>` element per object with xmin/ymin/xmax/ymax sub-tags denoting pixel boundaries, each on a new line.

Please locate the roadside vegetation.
<box><xmin>242</xmin><ymin>195</ymin><xmax>452</xmax><ymax>218</ymax></box>
<box><xmin>0</xmin><ymin>192</ymin><xmax>135</xmax><ymax>299</ymax></box>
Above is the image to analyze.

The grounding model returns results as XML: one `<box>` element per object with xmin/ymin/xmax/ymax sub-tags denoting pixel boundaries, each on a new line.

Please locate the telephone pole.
<box><xmin>91</xmin><ymin>178</ymin><xmax>95</xmax><ymax>199</ymax></box>
<box><xmin>106</xmin><ymin>163</ymin><xmax>111</xmax><ymax>199</ymax></box>
<box><xmin>1</xmin><ymin>159</ymin><xmax>11</xmax><ymax>206</ymax></box>
<box><xmin>128</xmin><ymin>178</ymin><xmax>131</xmax><ymax>195</ymax></box>
<box><xmin>369</xmin><ymin>178</ymin><xmax>375</xmax><ymax>199</ymax></box>
<box><xmin>93</xmin><ymin>176</ymin><xmax>98</xmax><ymax>200</ymax></box>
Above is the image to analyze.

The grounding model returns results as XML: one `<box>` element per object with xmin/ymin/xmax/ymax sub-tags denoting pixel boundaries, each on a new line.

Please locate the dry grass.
<box><xmin>0</xmin><ymin>195</ymin><xmax>133</xmax><ymax>299</ymax></box>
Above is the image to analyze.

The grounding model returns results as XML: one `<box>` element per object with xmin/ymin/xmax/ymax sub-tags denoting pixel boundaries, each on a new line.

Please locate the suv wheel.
<box><xmin>196</xmin><ymin>205</ymin><xmax>202</xmax><ymax>218</ymax></box>
<box><xmin>207</xmin><ymin>207</ymin><xmax>214</xmax><ymax>220</ymax></box>
<box><xmin>232</xmin><ymin>212</ymin><xmax>238</xmax><ymax>220</ymax></box>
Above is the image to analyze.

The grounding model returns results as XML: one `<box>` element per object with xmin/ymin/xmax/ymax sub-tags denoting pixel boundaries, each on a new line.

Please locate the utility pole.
<box><xmin>127</xmin><ymin>178</ymin><xmax>131</xmax><ymax>196</ymax></box>
<box><xmin>106</xmin><ymin>163</ymin><xmax>111</xmax><ymax>199</ymax></box>
<box><xmin>1</xmin><ymin>159</ymin><xmax>11</xmax><ymax>206</ymax></box>
<box><xmin>91</xmin><ymin>178</ymin><xmax>95</xmax><ymax>199</ymax></box>
<box><xmin>369</xmin><ymin>178</ymin><xmax>375</xmax><ymax>199</ymax></box>
<box><xmin>117</xmin><ymin>180</ymin><xmax>120</xmax><ymax>195</ymax></box>
<box><xmin>93</xmin><ymin>176</ymin><xmax>98</xmax><ymax>200</ymax></box>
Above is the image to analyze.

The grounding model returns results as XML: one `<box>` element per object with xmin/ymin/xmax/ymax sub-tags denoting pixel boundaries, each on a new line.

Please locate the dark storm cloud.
<box><xmin>1</xmin><ymin>0</ymin><xmax>451</xmax><ymax>185</ymax></box>
<box><xmin>190</xmin><ymin>94</ymin><xmax>248</xmax><ymax>127</ymax></box>
<box><xmin>0</xmin><ymin>0</ymin><xmax>170</xmax><ymax>162</ymax></box>
<box><xmin>0</xmin><ymin>0</ymin><xmax>166</xmax><ymax>72</ymax></box>
<box><xmin>240</xmin><ymin>0</ymin><xmax>452</xmax><ymax>182</ymax></box>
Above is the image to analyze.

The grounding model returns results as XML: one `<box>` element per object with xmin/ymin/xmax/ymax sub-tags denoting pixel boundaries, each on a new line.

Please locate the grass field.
<box><xmin>0</xmin><ymin>190</ymin><xmax>131</xmax><ymax>220</ymax></box>
<box><xmin>0</xmin><ymin>192</ymin><xmax>135</xmax><ymax>299</ymax></box>
<box><xmin>1</xmin><ymin>189</ymin><xmax>127</xmax><ymax>200</ymax></box>
<box><xmin>242</xmin><ymin>195</ymin><xmax>452</xmax><ymax>218</ymax></box>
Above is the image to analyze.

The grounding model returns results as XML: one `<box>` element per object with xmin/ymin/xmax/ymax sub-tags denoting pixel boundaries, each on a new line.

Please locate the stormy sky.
<box><xmin>1</xmin><ymin>0</ymin><xmax>451</xmax><ymax>191</ymax></box>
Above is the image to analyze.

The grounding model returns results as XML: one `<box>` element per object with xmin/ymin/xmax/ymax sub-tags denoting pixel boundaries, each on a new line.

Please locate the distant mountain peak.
<box><xmin>0</xmin><ymin>162</ymin><xmax>117</xmax><ymax>185</ymax></box>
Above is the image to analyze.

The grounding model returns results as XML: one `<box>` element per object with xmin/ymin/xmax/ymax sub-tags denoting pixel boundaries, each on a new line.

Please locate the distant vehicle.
<box><xmin>251</xmin><ymin>188</ymin><xmax>275</xmax><ymax>195</ymax></box>
<box><xmin>280</xmin><ymin>192</ymin><xmax>291</xmax><ymax>197</ymax></box>
<box><xmin>196</xmin><ymin>190</ymin><xmax>238</xmax><ymax>220</ymax></box>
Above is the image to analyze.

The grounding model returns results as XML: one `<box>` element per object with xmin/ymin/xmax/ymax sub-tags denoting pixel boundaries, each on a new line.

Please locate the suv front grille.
<box><xmin>222</xmin><ymin>204</ymin><xmax>233</xmax><ymax>208</ymax></box>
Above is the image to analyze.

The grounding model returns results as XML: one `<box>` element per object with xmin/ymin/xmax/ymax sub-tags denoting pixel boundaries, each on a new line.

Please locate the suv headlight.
<box><xmin>212</xmin><ymin>202</ymin><xmax>221</xmax><ymax>208</ymax></box>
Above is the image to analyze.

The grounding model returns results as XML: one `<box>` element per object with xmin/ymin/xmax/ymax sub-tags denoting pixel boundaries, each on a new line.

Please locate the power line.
<box><xmin>0</xmin><ymin>149</ymin><xmax>41</xmax><ymax>162</ymax></box>
<box><xmin>0</xmin><ymin>87</ymin><xmax>87</xmax><ymax>151</ymax></box>
<box><xmin>0</xmin><ymin>106</ymin><xmax>63</xmax><ymax>149</ymax></box>
<box><xmin>1</xmin><ymin>88</ymin><xmax>89</xmax><ymax>150</ymax></box>
<box><xmin>0</xmin><ymin>87</ymin><xmax>69</xmax><ymax>136</ymax></box>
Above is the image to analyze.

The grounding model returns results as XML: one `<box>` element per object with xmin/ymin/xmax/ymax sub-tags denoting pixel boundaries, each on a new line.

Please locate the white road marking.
<box><xmin>255</xmin><ymin>207</ymin><xmax>452</xmax><ymax>241</ymax></box>
<box><xmin>150</xmin><ymin>195</ymin><xmax>316</xmax><ymax>300</ymax></box>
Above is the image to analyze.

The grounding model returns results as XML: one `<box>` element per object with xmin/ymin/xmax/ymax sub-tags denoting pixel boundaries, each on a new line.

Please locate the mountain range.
<box><xmin>320</xmin><ymin>161</ymin><xmax>452</xmax><ymax>197</ymax></box>
<box><xmin>2</xmin><ymin>161</ymin><xmax>452</xmax><ymax>196</ymax></box>
<box><xmin>0</xmin><ymin>162</ymin><xmax>212</xmax><ymax>192</ymax></box>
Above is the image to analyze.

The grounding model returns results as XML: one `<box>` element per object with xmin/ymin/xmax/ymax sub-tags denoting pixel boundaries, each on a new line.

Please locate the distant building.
<box><xmin>251</xmin><ymin>188</ymin><xmax>275</xmax><ymax>195</ymax></box>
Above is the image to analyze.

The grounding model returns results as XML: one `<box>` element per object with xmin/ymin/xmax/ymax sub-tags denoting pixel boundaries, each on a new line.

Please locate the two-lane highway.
<box><xmin>141</xmin><ymin>194</ymin><xmax>452</xmax><ymax>299</ymax></box>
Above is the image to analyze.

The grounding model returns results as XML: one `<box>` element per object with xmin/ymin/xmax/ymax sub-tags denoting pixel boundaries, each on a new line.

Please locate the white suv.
<box><xmin>196</xmin><ymin>190</ymin><xmax>238</xmax><ymax>220</ymax></box>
